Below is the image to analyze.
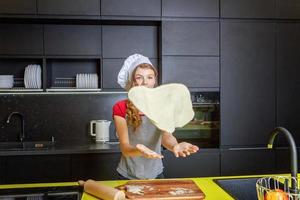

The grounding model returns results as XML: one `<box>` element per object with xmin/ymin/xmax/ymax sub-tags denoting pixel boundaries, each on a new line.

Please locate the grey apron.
<box><xmin>117</xmin><ymin>116</ymin><xmax>163</xmax><ymax>179</ymax></box>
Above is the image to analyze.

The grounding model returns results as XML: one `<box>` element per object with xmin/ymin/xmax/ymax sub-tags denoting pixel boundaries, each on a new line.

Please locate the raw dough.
<box><xmin>128</xmin><ymin>83</ymin><xmax>194</xmax><ymax>133</ymax></box>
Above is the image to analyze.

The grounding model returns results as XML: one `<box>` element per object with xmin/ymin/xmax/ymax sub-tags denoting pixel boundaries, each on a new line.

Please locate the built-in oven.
<box><xmin>173</xmin><ymin>92</ymin><xmax>220</xmax><ymax>148</ymax></box>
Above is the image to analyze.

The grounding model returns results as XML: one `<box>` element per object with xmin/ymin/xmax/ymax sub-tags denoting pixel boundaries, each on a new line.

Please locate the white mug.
<box><xmin>90</xmin><ymin>120</ymin><xmax>111</xmax><ymax>142</ymax></box>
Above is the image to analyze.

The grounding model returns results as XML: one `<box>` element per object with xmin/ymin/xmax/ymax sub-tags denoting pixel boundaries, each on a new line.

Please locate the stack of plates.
<box><xmin>0</xmin><ymin>75</ymin><xmax>14</xmax><ymax>88</ymax></box>
<box><xmin>24</xmin><ymin>65</ymin><xmax>42</xmax><ymax>89</ymax></box>
<box><xmin>76</xmin><ymin>74</ymin><xmax>98</xmax><ymax>89</ymax></box>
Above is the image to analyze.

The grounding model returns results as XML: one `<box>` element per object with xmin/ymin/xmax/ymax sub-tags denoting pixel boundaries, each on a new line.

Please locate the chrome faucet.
<box><xmin>6</xmin><ymin>112</ymin><xmax>25</xmax><ymax>142</ymax></box>
<box><xmin>268</xmin><ymin>127</ymin><xmax>298</xmax><ymax>191</ymax></box>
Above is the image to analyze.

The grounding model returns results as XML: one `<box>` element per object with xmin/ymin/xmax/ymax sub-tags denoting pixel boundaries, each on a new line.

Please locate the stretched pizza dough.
<box><xmin>128</xmin><ymin>83</ymin><xmax>194</xmax><ymax>133</ymax></box>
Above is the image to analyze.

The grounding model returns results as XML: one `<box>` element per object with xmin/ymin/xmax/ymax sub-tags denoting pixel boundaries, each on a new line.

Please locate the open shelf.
<box><xmin>0</xmin><ymin>58</ymin><xmax>43</xmax><ymax>90</ymax></box>
<box><xmin>46</xmin><ymin>58</ymin><xmax>101</xmax><ymax>91</ymax></box>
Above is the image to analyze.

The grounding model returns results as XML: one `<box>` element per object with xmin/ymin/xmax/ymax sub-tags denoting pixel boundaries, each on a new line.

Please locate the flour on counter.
<box><xmin>126</xmin><ymin>185</ymin><xmax>154</xmax><ymax>195</ymax></box>
<box><xmin>169</xmin><ymin>187</ymin><xmax>194</xmax><ymax>196</ymax></box>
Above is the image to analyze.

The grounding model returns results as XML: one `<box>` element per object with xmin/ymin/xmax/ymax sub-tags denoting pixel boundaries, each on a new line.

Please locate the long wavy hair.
<box><xmin>126</xmin><ymin>63</ymin><xmax>158</xmax><ymax>131</ymax></box>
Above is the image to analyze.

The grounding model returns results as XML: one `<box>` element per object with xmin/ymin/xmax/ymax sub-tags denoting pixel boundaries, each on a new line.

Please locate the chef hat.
<box><xmin>117</xmin><ymin>54</ymin><xmax>152</xmax><ymax>89</ymax></box>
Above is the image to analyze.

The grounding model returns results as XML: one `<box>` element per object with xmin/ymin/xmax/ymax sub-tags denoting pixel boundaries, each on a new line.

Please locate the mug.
<box><xmin>90</xmin><ymin>120</ymin><xmax>111</xmax><ymax>142</ymax></box>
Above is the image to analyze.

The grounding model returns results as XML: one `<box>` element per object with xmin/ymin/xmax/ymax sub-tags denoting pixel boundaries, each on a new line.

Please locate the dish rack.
<box><xmin>256</xmin><ymin>176</ymin><xmax>300</xmax><ymax>200</ymax></box>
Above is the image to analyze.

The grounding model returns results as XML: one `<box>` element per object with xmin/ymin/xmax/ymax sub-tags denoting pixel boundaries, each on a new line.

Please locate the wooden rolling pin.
<box><xmin>79</xmin><ymin>179</ymin><xmax>126</xmax><ymax>200</ymax></box>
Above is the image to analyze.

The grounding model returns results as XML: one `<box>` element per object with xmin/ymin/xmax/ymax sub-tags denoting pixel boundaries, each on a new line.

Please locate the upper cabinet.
<box><xmin>162</xmin><ymin>21</ymin><xmax>219</xmax><ymax>56</ymax></box>
<box><xmin>0</xmin><ymin>0</ymin><xmax>36</xmax><ymax>15</ymax></box>
<box><xmin>277</xmin><ymin>23</ymin><xmax>300</xmax><ymax>143</ymax></box>
<box><xmin>276</xmin><ymin>0</ymin><xmax>300</xmax><ymax>19</ymax></box>
<box><xmin>162</xmin><ymin>0</ymin><xmax>219</xmax><ymax>18</ymax></box>
<box><xmin>37</xmin><ymin>0</ymin><xmax>100</xmax><ymax>17</ymax></box>
<box><xmin>0</xmin><ymin>24</ymin><xmax>43</xmax><ymax>55</ymax></box>
<box><xmin>162</xmin><ymin>57</ymin><xmax>219</xmax><ymax>89</ymax></box>
<box><xmin>221</xmin><ymin>0</ymin><xmax>276</xmax><ymax>19</ymax></box>
<box><xmin>101</xmin><ymin>0</ymin><xmax>161</xmax><ymax>18</ymax></box>
<box><xmin>221</xmin><ymin>21</ymin><xmax>276</xmax><ymax>146</ymax></box>
<box><xmin>102</xmin><ymin>25</ymin><xmax>158</xmax><ymax>58</ymax></box>
<box><xmin>44</xmin><ymin>25</ymin><xmax>101</xmax><ymax>56</ymax></box>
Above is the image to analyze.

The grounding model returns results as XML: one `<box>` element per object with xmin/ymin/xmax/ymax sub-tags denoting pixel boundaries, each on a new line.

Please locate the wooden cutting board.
<box><xmin>116</xmin><ymin>179</ymin><xmax>205</xmax><ymax>200</ymax></box>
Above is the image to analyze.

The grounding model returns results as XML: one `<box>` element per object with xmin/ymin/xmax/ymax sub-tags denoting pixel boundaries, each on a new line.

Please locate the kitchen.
<box><xmin>0</xmin><ymin>0</ymin><xmax>299</xmax><ymax>199</ymax></box>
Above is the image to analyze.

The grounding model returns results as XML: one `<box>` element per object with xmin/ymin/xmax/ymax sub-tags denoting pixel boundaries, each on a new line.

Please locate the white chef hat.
<box><xmin>117</xmin><ymin>53</ymin><xmax>152</xmax><ymax>89</ymax></box>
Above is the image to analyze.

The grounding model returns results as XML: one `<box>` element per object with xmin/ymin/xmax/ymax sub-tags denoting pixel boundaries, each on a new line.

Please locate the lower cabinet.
<box><xmin>5</xmin><ymin>155</ymin><xmax>71</xmax><ymax>184</ymax></box>
<box><xmin>275</xmin><ymin>148</ymin><xmax>300</xmax><ymax>174</ymax></box>
<box><xmin>0</xmin><ymin>157</ymin><xmax>5</xmax><ymax>184</ymax></box>
<box><xmin>220</xmin><ymin>149</ymin><xmax>276</xmax><ymax>176</ymax></box>
<box><xmin>162</xmin><ymin>149</ymin><xmax>220</xmax><ymax>178</ymax></box>
<box><xmin>71</xmin><ymin>153</ymin><xmax>121</xmax><ymax>181</ymax></box>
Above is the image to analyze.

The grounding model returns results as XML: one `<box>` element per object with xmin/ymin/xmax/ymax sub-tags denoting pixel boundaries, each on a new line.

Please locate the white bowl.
<box><xmin>0</xmin><ymin>75</ymin><xmax>13</xmax><ymax>88</ymax></box>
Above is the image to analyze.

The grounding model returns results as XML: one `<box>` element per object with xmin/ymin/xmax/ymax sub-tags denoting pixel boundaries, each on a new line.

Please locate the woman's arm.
<box><xmin>114</xmin><ymin>115</ymin><xmax>163</xmax><ymax>158</ymax></box>
<box><xmin>162</xmin><ymin>132</ymin><xmax>199</xmax><ymax>157</ymax></box>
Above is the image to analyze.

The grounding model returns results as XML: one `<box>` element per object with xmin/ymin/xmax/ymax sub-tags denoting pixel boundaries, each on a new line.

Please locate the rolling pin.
<box><xmin>79</xmin><ymin>179</ymin><xmax>126</xmax><ymax>200</ymax></box>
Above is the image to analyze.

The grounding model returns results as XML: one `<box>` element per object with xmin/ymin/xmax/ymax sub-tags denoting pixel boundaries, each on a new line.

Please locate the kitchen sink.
<box><xmin>0</xmin><ymin>185</ymin><xmax>82</xmax><ymax>200</ymax></box>
<box><xmin>214</xmin><ymin>177</ymin><xmax>260</xmax><ymax>200</ymax></box>
<box><xmin>214</xmin><ymin>177</ymin><xmax>287</xmax><ymax>200</ymax></box>
<box><xmin>0</xmin><ymin>141</ymin><xmax>55</xmax><ymax>151</ymax></box>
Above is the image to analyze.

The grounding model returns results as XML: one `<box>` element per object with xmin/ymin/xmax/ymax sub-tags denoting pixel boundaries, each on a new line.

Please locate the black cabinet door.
<box><xmin>277</xmin><ymin>23</ymin><xmax>300</xmax><ymax>145</ymax></box>
<box><xmin>162</xmin><ymin>0</ymin><xmax>219</xmax><ymax>18</ymax></box>
<box><xmin>71</xmin><ymin>153</ymin><xmax>121</xmax><ymax>181</ymax></box>
<box><xmin>102</xmin><ymin>58</ymin><xmax>158</xmax><ymax>89</ymax></box>
<box><xmin>275</xmin><ymin>148</ymin><xmax>300</xmax><ymax>174</ymax></box>
<box><xmin>37</xmin><ymin>0</ymin><xmax>100</xmax><ymax>16</ymax></box>
<box><xmin>0</xmin><ymin>0</ymin><xmax>36</xmax><ymax>15</ymax></box>
<box><xmin>277</xmin><ymin>0</ymin><xmax>300</xmax><ymax>19</ymax></box>
<box><xmin>221</xmin><ymin>21</ymin><xmax>276</xmax><ymax>146</ymax></box>
<box><xmin>102</xmin><ymin>25</ymin><xmax>158</xmax><ymax>58</ymax></box>
<box><xmin>220</xmin><ymin>149</ymin><xmax>276</xmax><ymax>176</ymax></box>
<box><xmin>5</xmin><ymin>155</ymin><xmax>71</xmax><ymax>184</ymax></box>
<box><xmin>162</xmin><ymin>21</ymin><xmax>219</xmax><ymax>56</ymax></box>
<box><xmin>162</xmin><ymin>149</ymin><xmax>220</xmax><ymax>178</ymax></box>
<box><xmin>220</xmin><ymin>0</ymin><xmax>275</xmax><ymax>19</ymax></box>
<box><xmin>44</xmin><ymin>25</ymin><xmax>101</xmax><ymax>56</ymax></box>
<box><xmin>0</xmin><ymin>24</ymin><xmax>43</xmax><ymax>55</ymax></box>
<box><xmin>0</xmin><ymin>157</ymin><xmax>5</xmax><ymax>184</ymax></box>
<box><xmin>162</xmin><ymin>56</ymin><xmax>219</xmax><ymax>88</ymax></box>
<box><xmin>101</xmin><ymin>0</ymin><xmax>160</xmax><ymax>17</ymax></box>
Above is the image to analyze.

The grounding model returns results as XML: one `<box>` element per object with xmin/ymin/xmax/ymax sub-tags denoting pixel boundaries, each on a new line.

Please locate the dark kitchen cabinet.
<box><xmin>44</xmin><ymin>25</ymin><xmax>101</xmax><ymax>56</ymax></box>
<box><xmin>162</xmin><ymin>149</ymin><xmax>220</xmax><ymax>178</ymax></box>
<box><xmin>220</xmin><ymin>149</ymin><xmax>276</xmax><ymax>176</ymax></box>
<box><xmin>162</xmin><ymin>21</ymin><xmax>219</xmax><ymax>56</ymax></box>
<box><xmin>5</xmin><ymin>155</ymin><xmax>71</xmax><ymax>184</ymax></box>
<box><xmin>101</xmin><ymin>0</ymin><xmax>161</xmax><ymax>17</ymax></box>
<box><xmin>37</xmin><ymin>0</ymin><xmax>100</xmax><ymax>17</ymax></box>
<box><xmin>277</xmin><ymin>23</ymin><xmax>300</xmax><ymax>145</ymax></box>
<box><xmin>275</xmin><ymin>148</ymin><xmax>300</xmax><ymax>174</ymax></box>
<box><xmin>0</xmin><ymin>158</ymin><xmax>5</xmax><ymax>184</ymax></box>
<box><xmin>0</xmin><ymin>0</ymin><xmax>36</xmax><ymax>15</ymax></box>
<box><xmin>162</xmin><ymin>0</ymin><xmax>219</xmax><ymax>18</ymax></box>
<box><xmin>162</xmin><ymin>56</ymin><xmax>219</xmax><ymax>89</ymax></box>
<box><xmin>71</xmin><ymin>153</ymin><xmax>121</xmax><ymax>181</ymax></box>
<box><xmin>220</xmin><ymin>21</ymin><xmax>276</xmax><ymax>146</ymax></box>
<box><xmin>220</xmin><ymin>0</ymin><xmax>276</xmax><ymax>19</ymax></box>
<box><xmin>0</xmin><ymin>24</ymin><xmax>43</xmax><ymax>55</ymax></box>
<box><xmin>102</xmin><ymin>25</ymin><xmax>158</xmax><ymax>59</ymax></box>
<box><xmin>102</xmin><ymin>58</ymin><xmax>158</xmax><ymax>89</ymax></box>
<box><xmin>276</xmin><ymin>0</ymin><xmax>300</xmax><ymax>19</ymax></box>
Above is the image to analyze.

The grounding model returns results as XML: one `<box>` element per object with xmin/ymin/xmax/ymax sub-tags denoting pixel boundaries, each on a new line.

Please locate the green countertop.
<box><xmin>0</xmin><ymin>173</ymin><xmax>295</xmax><ymax>200</ymax></box>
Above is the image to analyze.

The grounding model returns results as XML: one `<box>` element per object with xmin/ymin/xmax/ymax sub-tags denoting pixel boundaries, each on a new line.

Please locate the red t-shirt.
<box><xmin>112</xmin><ymin>99</ymin><xmax>128</xmax><ymax>119</ymax></box>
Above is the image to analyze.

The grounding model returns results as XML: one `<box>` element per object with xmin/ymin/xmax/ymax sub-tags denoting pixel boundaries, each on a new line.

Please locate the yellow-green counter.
<box><xmin>0</xmin><ymin>174</ymin><xmax>294</xmax><ymax>200</ymax></box>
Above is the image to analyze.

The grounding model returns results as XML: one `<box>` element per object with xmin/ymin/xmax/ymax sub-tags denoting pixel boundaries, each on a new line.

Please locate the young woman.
<box><xmin>113</xmin><ymin>54</ymin><xmax>199</xmax><ymax>180</ymax></box>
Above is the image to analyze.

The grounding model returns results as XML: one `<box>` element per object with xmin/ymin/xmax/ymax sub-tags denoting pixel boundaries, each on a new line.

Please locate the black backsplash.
<box><xmin>0</xmin><ymin>94</ymin><xmax>127</xmax><ymax>145</ymax></box>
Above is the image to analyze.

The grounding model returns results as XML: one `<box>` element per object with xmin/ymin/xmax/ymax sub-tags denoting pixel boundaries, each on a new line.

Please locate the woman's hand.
<box><xmin>173</xmin><ymin>142</ymin><xmax>199</xmax><ymax>157</ymax></box>
<box><xmin>136</xmin><ymin>144</ymin><xmax>164</xmax><ymax>159</ymax></box>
